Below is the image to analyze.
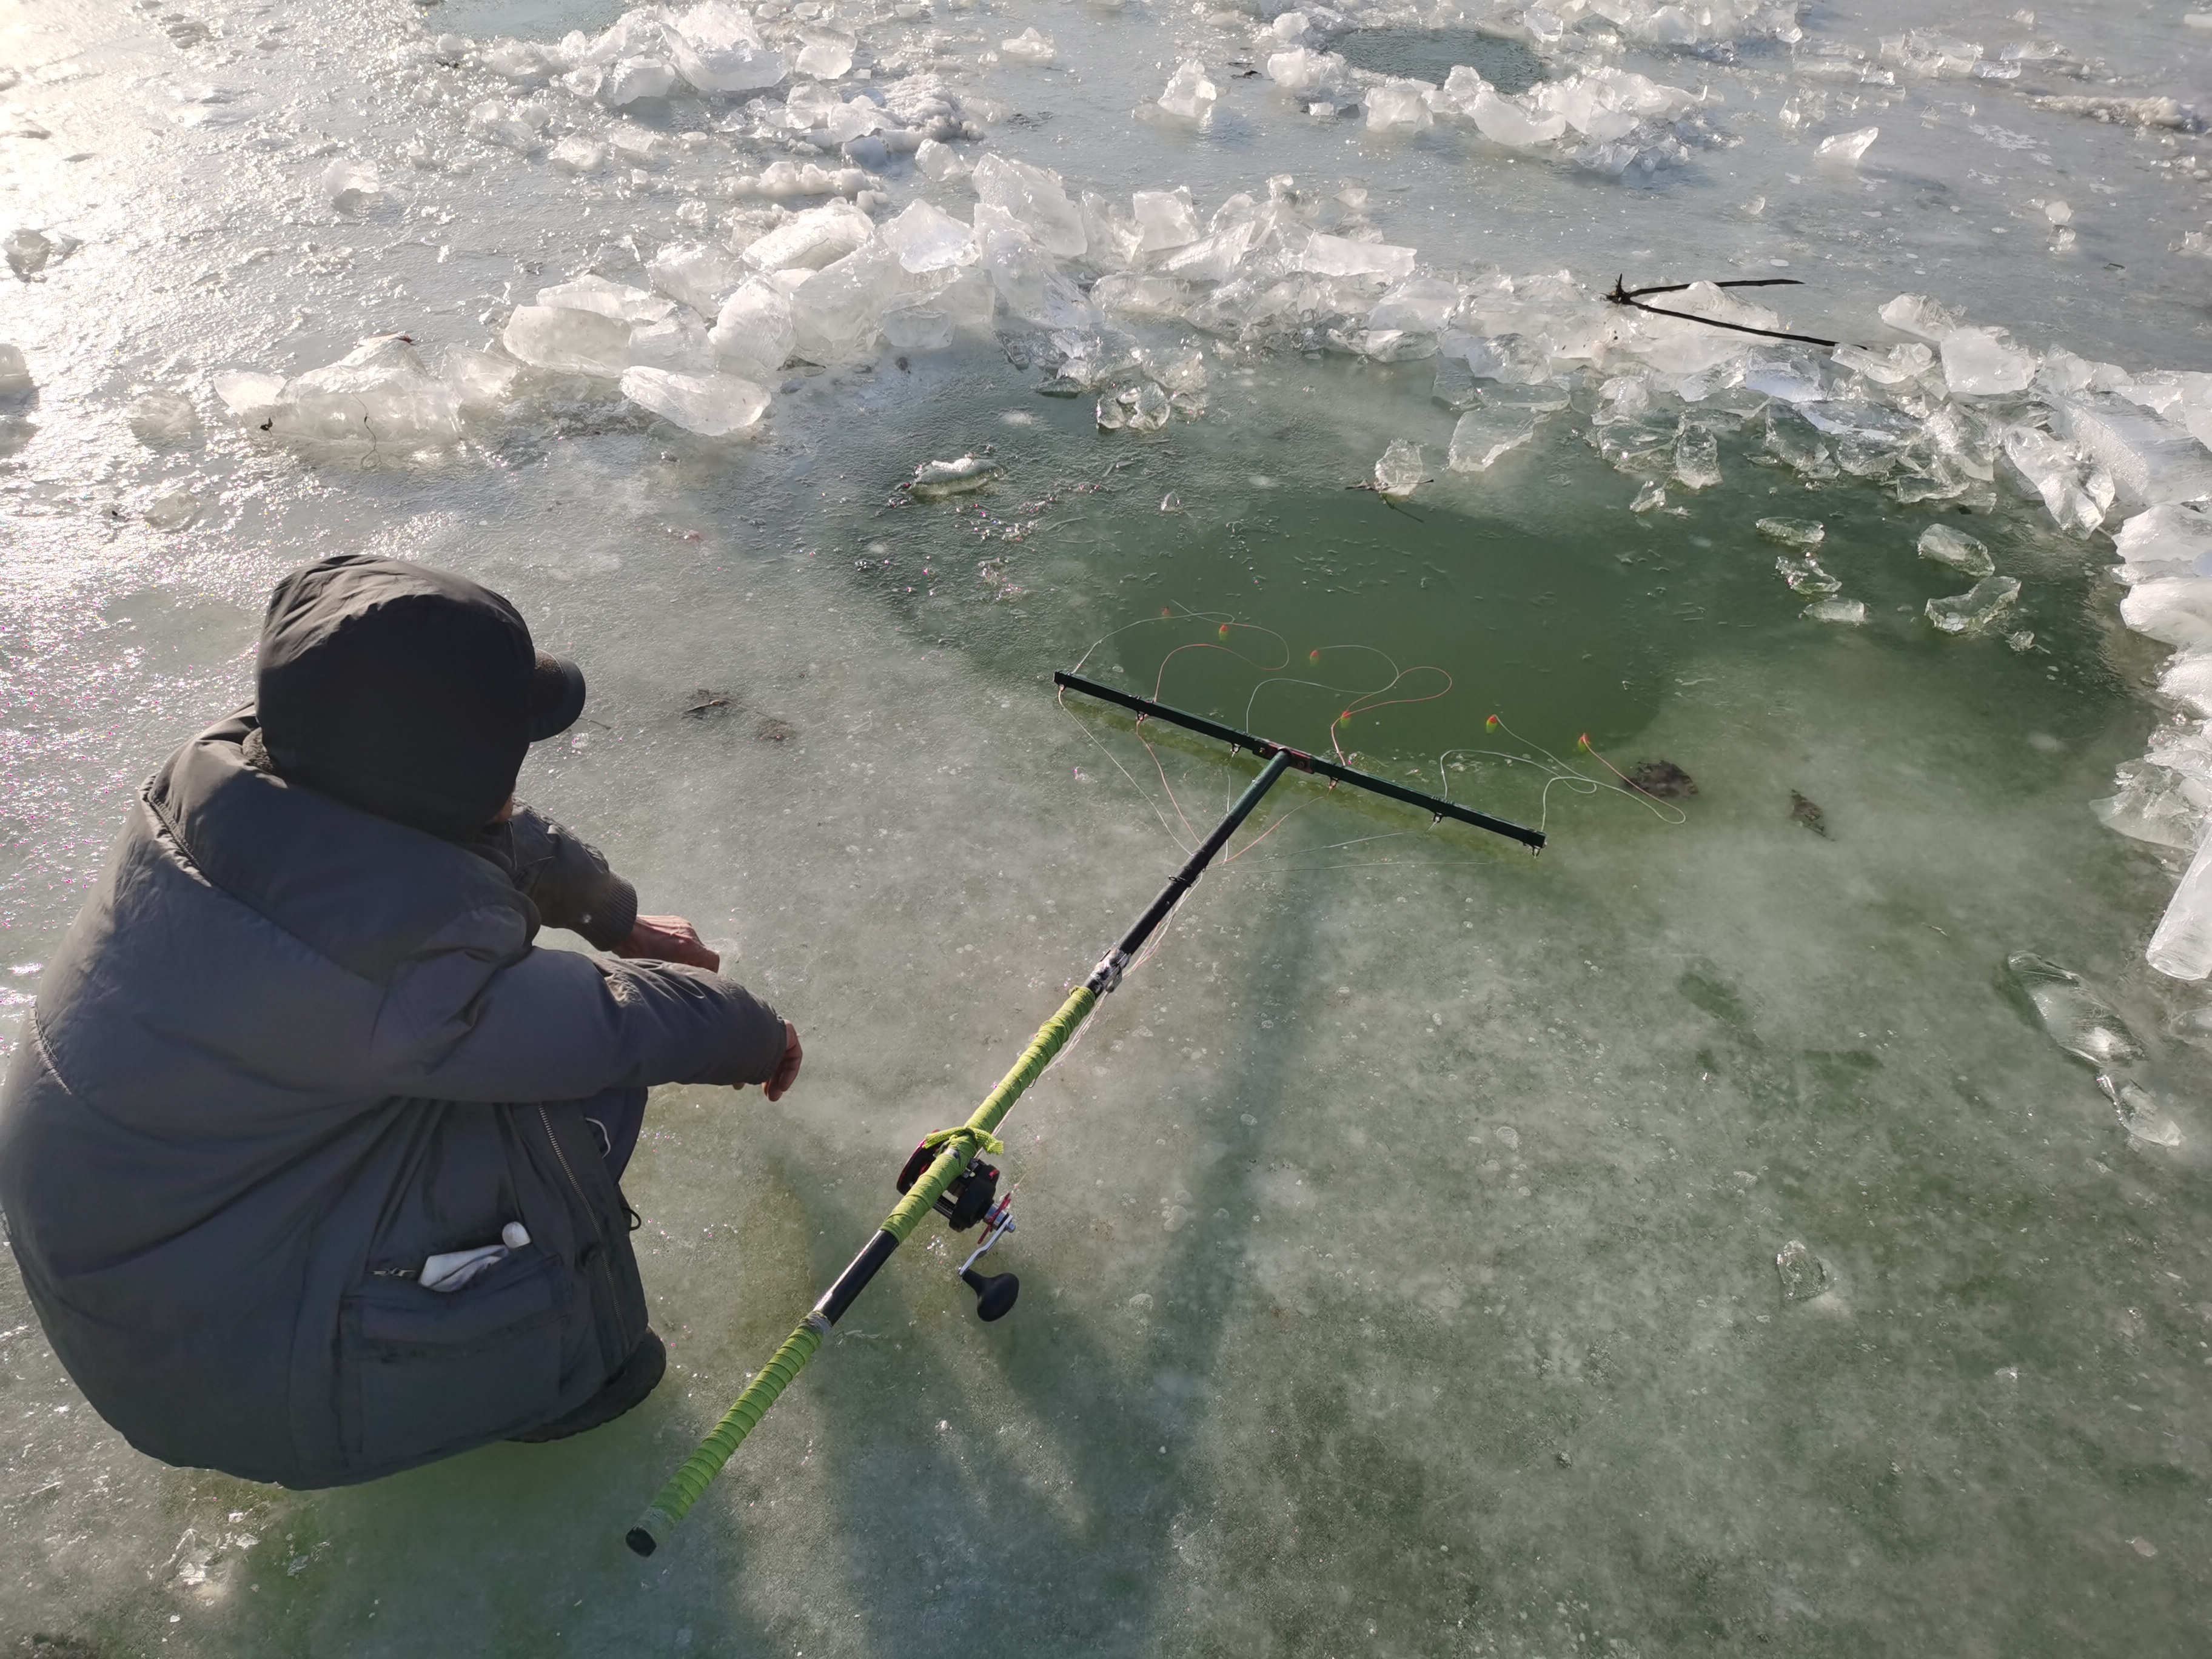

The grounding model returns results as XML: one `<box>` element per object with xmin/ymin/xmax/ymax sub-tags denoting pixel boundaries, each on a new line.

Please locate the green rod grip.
<box><xmin>627</xmin><ymin>1313</ymin><xmax>826</xmax><ymax>1556</ymax></box>
<box><xmin>625</xmin><ymin>985</ymin><xmax>1099</xmax><ymax>1555</ymax></box>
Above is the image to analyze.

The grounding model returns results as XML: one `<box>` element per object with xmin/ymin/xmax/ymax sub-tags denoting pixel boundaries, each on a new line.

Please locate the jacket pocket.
<box><xmin>340</xmin><ymin>1247</ymin><xmax>571</xmax><ymax>1466</ymax></box>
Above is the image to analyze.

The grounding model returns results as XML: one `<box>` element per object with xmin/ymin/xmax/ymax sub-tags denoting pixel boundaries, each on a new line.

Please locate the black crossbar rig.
<box><xmin>1053</xmin><ymin>671</ymin><xmax>1544</xmax><ymax>853</ymax></box>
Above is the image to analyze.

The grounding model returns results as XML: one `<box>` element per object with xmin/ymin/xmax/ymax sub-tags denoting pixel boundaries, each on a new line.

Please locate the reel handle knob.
<box><xmin>960</xmin><ymin>1267</ymin><xmax>1019</xmax><ymax>1322</ymax></box>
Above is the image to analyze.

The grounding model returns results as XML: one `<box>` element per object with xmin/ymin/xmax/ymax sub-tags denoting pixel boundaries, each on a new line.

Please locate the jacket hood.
<box><xmin>255</xmin><ymin>554</ymin><xmax>583</xmax><ymax>840</ymax></box>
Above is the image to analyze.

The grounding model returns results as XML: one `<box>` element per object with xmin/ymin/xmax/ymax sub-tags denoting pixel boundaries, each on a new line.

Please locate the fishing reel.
<box><xmin>896</xmin><ymin>1141</ymin><xmax>1020</xmax><ymax>1322</ymax></box>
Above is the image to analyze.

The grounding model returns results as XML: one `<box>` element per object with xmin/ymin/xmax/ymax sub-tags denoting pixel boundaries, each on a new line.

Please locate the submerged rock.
<box><xmin>1624</xmin><ymin>760</ymin><xmax>1696</xmax><ymax>798</ymax></box>
<box><xmin>1775</xmin><ymin>1240</ymin><xmax>1831</xmax><ymax>1302</ymax></box>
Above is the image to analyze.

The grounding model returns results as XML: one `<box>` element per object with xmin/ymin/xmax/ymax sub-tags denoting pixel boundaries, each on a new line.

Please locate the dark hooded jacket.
<box><xmin>0</xmin><ymin>563</ymin><xmax>785</xmax><ymax>1487</ymax></box>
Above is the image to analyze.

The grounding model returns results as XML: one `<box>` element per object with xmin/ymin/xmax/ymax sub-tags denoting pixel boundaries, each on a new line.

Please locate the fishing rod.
<box><xmin>624</xmin><ymin>674</ymin><xmax>1542</xmax><ymax>1557</ymax></box>
<box><xmin>1604</xmin><ymin>275</ymin><xmax>1842</xmax><ymax>350</ymax></box>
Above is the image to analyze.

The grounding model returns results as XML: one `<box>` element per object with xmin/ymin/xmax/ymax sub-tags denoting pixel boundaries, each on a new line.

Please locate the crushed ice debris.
<box><xmin>1917</xmin><ymin>523</ymin><xmax>1994</xmax><ymax>577</ymax></box>
<box><xmin>320</xmin><ymin>158</ymin><xmax>381</xmax><ymax>212</ymax></box>
<box><xmin>905</xmin><ymin>455</ymin><xmax>1001</xmax><ymax>500</ymax></box>
<box><xmin>1925</xmin><ymin>575</ymin><xmax>2021</xmax><ymax>635</ymax></box>
<box><xmin>1774</xmin><ymin>1240</ymin><xmax>1832</xmax><ymax>1302</ymax></box>
<box><xmin>2006</xmin><ymin>953</ymin><xmax>2144</xmax><ymax>1070</ymax></box>
<box><xmin>0</xmin><ymin>343</ymin><xmax>29</xmax><ymax>399</ymax></box>
<box><xmin>1372</xmin><ymin>438</ymin><xmax>1424</xmax><ymax>500</ymax></box>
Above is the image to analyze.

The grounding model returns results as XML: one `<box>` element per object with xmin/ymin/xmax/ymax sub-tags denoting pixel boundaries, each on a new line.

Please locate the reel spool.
<box><xmin>895</xmin><ymin>1141</ymin><xmax>1020</xmax><ymax>1321</ymax></box>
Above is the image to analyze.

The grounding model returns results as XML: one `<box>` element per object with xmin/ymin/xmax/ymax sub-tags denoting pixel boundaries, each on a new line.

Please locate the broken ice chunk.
<box><xmin>1469</xmin><ymin>88</ymin><xmax>1566</xmax><ymax>147</ymax></box>
<box><xmin>1755</xmin><ymin>517</ymin><xmax>1825</xmax><ymax>549</ymax></box>
<box><xmin>972</xmin><ymin>155</ymin><xmax>1086</xmax><ymax>257</ymax></box>
<box><xmin>742</xmin><ymin>199</ymin><xmax>877</xmax><ymax>272</ymax></box>
<box><xmin>1803</xmin><ymin>597</ymin><xmax>1867</xmax><ymax>624</ymax></box>
<box><xmin>0</xmin><ymin>343</ymin><xmax>28</xmax><ymax>399</ymax></box>
<box><xmin>914</xmin><ymin>139</ymin><xmax>970</xmax><ymax>183</ymax></box>
<box><xmin>270</xmin><ymin>336</ymin><xmax>463</xmax><ymax>446</ymax></box>
<box><xmin>537</xmin><ymin>273</ymin><xmax>674</xmax><ymax>323</ymax></box>
<box><xmin>1373</xmin><ymin>438</ymin><xmax>1424</xmax><ymax>500</ymax></box>
<box><xmin>1775</xmin><ymin>1240</ymin><xmax>1831</xmax><ymax>1302</ymax></box>
<box><xmin>2114</xmin><ymin>1081</ymin><xmax>2184</xmax><ymax>1147</ymax></box>
<box><xmin>2008</xmin><ymin>951</ymin><xmax>2145</xmax><ymax>1065</ymax></box>
<box><xmin>2114</xmin><ymin>500</ymin><xmax>2212</xmax><ymax>584</ymax></box>
<box><xmin>141</xmin><ymin>486</ymin><xmax>201</xmax><ymax>531</ymax></box>
<box><xmin>908</xmin><ymin>455</ymin><xmax>1002</xmax><ymax>500</ymax></box>
<box><xmin>467</xmin><ymin>98</ymin><xmax>545</xmax><ymax>152</ymax></box>
<box><xmin>711</xmin><ymin>277</ymin><xmax>798</xmax><ymax>379</ymax></box>
<box><xmin>618</xmin><ymin>367</ymin><xmax>768</xmax><ymax>436</ymax></box>
<box><xmin>1877</xmin><ymin>293</ymin><xmax>1960</xmax><ymax>344</ymax></box>
<box><xmin>1814</xmin><ymin>126</ymin><xmax>1878</xmax><ymax>163</ymax></box>
<box><xmin>320</xmin><ymin>158</ymin><xmax>381</xmax><ymax>212</ymax></box>
<box><xmin>999</xmin><ymin>27</ymin><xmax>1055</xmax><ymax>65</ymax></box>
<box><xmin>1130</xmin><ymin>187</ymin><xmax>1202</xmax><ymax>253</ymax></box>
<box><xmin>2123</xmin><ymin>577</ymin><xmax>2212</xmax><ymax>650</ymax></box>
<box><xmin>2054</xmin><ymin>396</ymin><xmax>2212</xmax><ymax>515</ymax></box>
<box><xmin>5</xmin><ymin>229</ymin><xmax>55</xmax><ymax>279</ymax></box>
<box><xmin>1369</xmin><ymin>277</ymin><xmax>1460</xmax><ymax>335</ymax></box>
<box><xmin>1447</xmin><ymin>405</ymin><xmax>1538</xmax><ymax>472</ymax></box>
<box><xmin>212</xmin><ymin>369</ymin><xmax>286</xmax><ymax>418</ymax></box>
<box><xmin>1365</xmin><ymin>80</ymin><xmax>1434</xmax><ymax>130</ymax></box>
<box><xmin>881</xmin><ymin>200</ymin><xmax>974</xmax><ymax>272</ymax></box>
<box><xmin>2150</xmin><ymin>834</ymin><xmax>2212</xmax><ymax>980</ymax></box>
<box><xmin>1157</xmin><ymin>59</ymin><xmax>1219</xmax><ymax>122</ymax></box>
<box><xmin>648</xmin><ymin>243</ymin><xmax>743</xmax><ymax>314</ymax></box>
<box><xmin>605</xmin><ymin>55</ymin><xmax>677</xmax><ymax>104</ymax></box>
<box><xmin>1775</xmin><ymin>555</ymin><xmax>1840</xmax><ymax>595</ymax></box>
<box><xmin>549</xmin><ymin>136</ymin><xmax>606</xmax><ymax>175</ymax></box>
<box><xmin>794</xmin><ymin>28</ymin><xmax>856</xmax><ymax>79</ymax></box>
<box><xmin>1925</xmin><ymin>575</ymin><xmax>2021</xmax><ymax>635</ymax></box>
<box><xmin>503</xmin><ymin>304</ymin><xmax>632</xmax><ymax>377</ymax></box>
<box><xmin>1917</xmin><ymin>522</ymin><xmax>1994</xmax><ymax>577</ymax></box>
<box><xmin>2093</xmin><ymin>758</ymin><xmax>2200</xmax><ymax>850</ymax></box>
<box><xmin>1097</xmin><ymin>381</ymin><xmax>1171</xmax><ymax>432</ymax></box>
<box><xmin>127</xmin><ymin>391</ymin><xmax>198</xmax><ymax>444</ymax></box>
<box><xmin>442</xmin><ymin>347</ymin><xmax>521</xmax><ymax>412</ymax></box>
<box><xmin>1940</xmin><ymin>326</ymin><xmax>2037</xmax><ymax>397</ymax></box>
<box><xmin>1673</xmin><ymin>420</ymin><xmax>1720</xmax><ymax>489</ymax></box>
<box><xmin>1834</xmin><ymin>341</ymin><xmax>1934</xmax><ymax>385</ymax></box>
<box><xmin>1265</xmin><ymin>47</ymin><xmax>1342</xmax><ymax>95</ymax></box>
<box><xmin>666</xmin><ymin>1</ymin><xmax>787</xmax><ymax>92</ymax></box>
<box><xmin>1300</xmin><ymin>233</ymin><xmax>1416</xmax><ymax>282</ymax></box>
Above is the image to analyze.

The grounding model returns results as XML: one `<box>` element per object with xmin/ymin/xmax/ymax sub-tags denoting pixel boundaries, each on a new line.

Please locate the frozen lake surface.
<box><xmin>4</xmin><ymin>0</ymin><xmax>2212</xmax><ymax>1652</ymax></box>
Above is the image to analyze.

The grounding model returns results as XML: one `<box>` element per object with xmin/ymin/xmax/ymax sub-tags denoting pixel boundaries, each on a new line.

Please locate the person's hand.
<box><xmin>614</xmin><ymin>915</ymin><xmax>720</xmax><ymax>972</ymax></box>
<box><xmin>762</xmin><ymin>1021</ymin><xmax>803</xmax><ymax>1102</ymax></box>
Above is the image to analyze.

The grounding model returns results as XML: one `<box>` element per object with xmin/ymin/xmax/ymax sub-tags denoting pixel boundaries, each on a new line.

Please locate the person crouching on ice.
<box><xmin>0</xmin><ymin>554</ymin><xmax>802</xmax><ymax>1486</ymax></box>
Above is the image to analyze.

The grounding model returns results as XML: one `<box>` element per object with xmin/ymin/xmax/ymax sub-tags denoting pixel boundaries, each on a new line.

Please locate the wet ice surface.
<box><xmin>7</xmin><ymin>0</ymin><xmax>2212</xmax><ymax>1653</ymax></box>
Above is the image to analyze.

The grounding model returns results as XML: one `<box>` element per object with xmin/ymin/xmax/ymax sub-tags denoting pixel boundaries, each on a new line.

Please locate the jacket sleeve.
<box><xmin>489</xmin><ymin>805</ymin><xmax>638</xmax><ymax>950</ymax></box>
<box><xmin>363</xmin><ymin>905</ymin><xmax>788</xmax><ymax>1101</ymax></box>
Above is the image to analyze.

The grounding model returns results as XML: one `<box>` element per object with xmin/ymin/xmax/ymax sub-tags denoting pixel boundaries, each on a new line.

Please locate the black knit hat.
<box><xmin>255</xmin><ymin>554</ymin><xmax>586</xmax><ymax>839</ymax></box>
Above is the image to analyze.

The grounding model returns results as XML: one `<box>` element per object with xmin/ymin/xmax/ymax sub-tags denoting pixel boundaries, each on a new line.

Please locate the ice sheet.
<box><xmin>4</xmin><ymin>0</ymin><xmax>2212</xmax><ymax>1652</ymax></box>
